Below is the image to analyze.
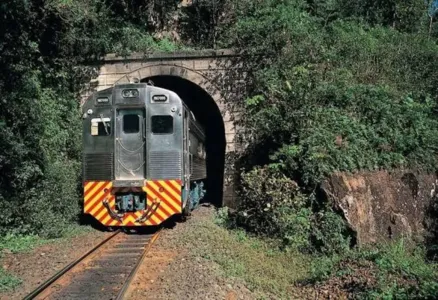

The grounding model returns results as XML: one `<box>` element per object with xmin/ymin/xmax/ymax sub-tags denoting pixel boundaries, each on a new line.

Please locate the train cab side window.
<box><xmin>151</xmin><ymin>115</ymin><xmax>173</xmax><ymax>134</ymax></box>
<box><xmin>91</xmin><ymin>118</ymin><xmax>111</xmax><ymax>136</ymax></box>
<box><xmin>123</xmin><ymin>114</ymin><xmax>140</xmax><ymax>133</ymax></box>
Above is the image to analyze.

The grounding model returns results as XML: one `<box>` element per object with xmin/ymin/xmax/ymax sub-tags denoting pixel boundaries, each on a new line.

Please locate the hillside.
<box><xmin>1</xmin><ymin>0</ymin><xmax>438</xmax><ymax>298</ymax></box>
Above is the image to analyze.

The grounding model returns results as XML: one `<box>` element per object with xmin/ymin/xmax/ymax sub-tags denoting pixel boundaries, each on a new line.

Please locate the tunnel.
<box><xmin>141</xmin><ymin>75</ymin><xmax>226</xmax><ymax>207</ymax></box>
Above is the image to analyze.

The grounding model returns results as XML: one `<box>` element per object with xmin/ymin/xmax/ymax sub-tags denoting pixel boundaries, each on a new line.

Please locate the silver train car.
<box><xmin>82</xmin><ymin>83</ymin><xmax>206</xmax><ymax>227</ymax></box>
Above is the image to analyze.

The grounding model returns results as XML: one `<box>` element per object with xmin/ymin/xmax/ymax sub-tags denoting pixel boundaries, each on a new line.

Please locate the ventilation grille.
<box><xmin>148</xmin><ymin>151</ymin><xmax>181</xmax><ymax>179</ymax></box>
<box><xmin>84</xmin><ymin>153</ymin><xmax>113</xmax><ymax>181</ymax></box>
<box><xmin>191</xmin><ymin>157</ymin><xmax>207</xmax><ymax>181</ymax></box>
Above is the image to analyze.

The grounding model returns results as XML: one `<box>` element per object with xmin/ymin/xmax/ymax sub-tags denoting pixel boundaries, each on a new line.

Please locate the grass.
<box><xmin>183</xmin><ymin>208</ymin><xmax>311</xmax><ymax>298</ymax></box>
<box><xmin>0</xmin><ymin>268</ymin><xmax>21</xmax><ymax>292</ymax></box>
<box><xmin>0</xmin><ymin>234</ymin><xmax>44</xmax><ymax>254</ymax></box>
<box><xmin>52</xmin><ymin>224</ymin><xmax>96</xmax><ymax>240</ymax></box>
<box><xmin>0</xmin><ymin>234</ymin><xmax>38</xmax><ymax>292</ymax></box>
<box><xmin>308</xmin><ymin>239</ymin><xmax>438</xmax><ymax>299</ymax></box>
<box><xmin>0</xmin><ymin>223</ymin><xmax>95</xmax><ymax>292</ymax></box>
<box><xmin>0</xmin><ymin>224</ymin><xmax>93</xmax><ymax>254</ymax></box>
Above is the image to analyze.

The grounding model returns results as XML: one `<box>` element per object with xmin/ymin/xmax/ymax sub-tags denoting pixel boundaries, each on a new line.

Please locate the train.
<box><xmin>82</xmin><ymin>83</ymin><xmax>207</xmax><ymax>227</ymax></box>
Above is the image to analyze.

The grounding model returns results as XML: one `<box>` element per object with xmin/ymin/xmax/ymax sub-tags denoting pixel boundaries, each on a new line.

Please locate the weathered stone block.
<box><xmin>226</xmin><ymin>143</ymin><xmax>235</xmax><ymax>153</ymax></box>
<box><xmin>225</xmin><ymin>133</ymin><xmax>235</xmax><ymax>144</ymax></box>
<box><xmin>224</xmin><ymin>121</ymin><xmax>235</xmax><ymax>135</ymax></box>
<box><xmin>194</xmin><ymin>59</ymin><xmax>212</xmax><ymax>70</ymax></box>
<box><xmin>322</xmin><ymin>170</ymin><xmax>438</xmax><ymax>246</ymax></box>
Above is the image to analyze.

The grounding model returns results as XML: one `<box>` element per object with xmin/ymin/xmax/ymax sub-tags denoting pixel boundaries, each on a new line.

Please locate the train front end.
<box><xmin>82</xmin><ymin>83</ymin><xmax>185</xmax><ymax>227</ymax></box>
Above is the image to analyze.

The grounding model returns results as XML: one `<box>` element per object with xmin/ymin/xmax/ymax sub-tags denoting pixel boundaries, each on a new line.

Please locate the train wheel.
<box><xmin>183</xmin><ymin>201</ymin><xmax>191</xmax><ymax>217</ymax></box>
<box><xmin>178</xmin><ymin>201</ymin><xmax>191</xmax><ymax>222</ymax></box>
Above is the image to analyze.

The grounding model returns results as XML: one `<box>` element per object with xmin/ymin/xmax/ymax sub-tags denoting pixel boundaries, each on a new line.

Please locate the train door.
<box><xmin>115</xmin><ymin>109</ymin><xmax>145</xmax><ymax>180</ymax></box>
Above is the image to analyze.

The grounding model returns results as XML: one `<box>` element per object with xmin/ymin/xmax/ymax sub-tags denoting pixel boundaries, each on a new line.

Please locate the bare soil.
<box><xmin>0</xmin><ymin>230</ymin><xmax>112</xmax><ymax>300</ymax></box>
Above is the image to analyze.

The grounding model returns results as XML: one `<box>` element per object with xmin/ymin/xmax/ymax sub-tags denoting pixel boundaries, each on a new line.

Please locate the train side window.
<box><xmin>123</xmin><ymin>114</ymin><xmax>139</xmax><ymax>133</ymax></box>
<box><xmin>151</xmin><ymin>115</ymin><xmax>173</xmax><ymax>134</ymax></box>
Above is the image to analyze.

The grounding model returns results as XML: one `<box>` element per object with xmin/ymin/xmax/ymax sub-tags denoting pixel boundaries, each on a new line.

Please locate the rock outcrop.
<box><xmin>322</xmin><ymin>170</ymin><xmax>438</xmax><ymax>246</ymax></box>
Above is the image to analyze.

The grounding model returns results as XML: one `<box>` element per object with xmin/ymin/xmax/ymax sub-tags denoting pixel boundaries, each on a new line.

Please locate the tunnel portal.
<box><xmin>86</xmin><ymin>52</ymin><xmax>241</xmax><ymax>207</ymax></box>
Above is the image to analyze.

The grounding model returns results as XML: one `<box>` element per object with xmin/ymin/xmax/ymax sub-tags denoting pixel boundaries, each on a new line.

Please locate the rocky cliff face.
<box><xmin>322</xmin><ymin>170</ymin><xmax>438</xmax><ymax>246</ymax></box>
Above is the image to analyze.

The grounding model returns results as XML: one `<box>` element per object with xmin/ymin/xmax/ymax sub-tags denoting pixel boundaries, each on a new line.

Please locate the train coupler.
<box><xmin>135</xmin><ymin>199</ymin><xmax>161</xmax><ymax>223</ymax></box>
<box><xmin>102</xmin><ymin>198</ymin><xmax>124</xmax><ymax>222</ymax></box>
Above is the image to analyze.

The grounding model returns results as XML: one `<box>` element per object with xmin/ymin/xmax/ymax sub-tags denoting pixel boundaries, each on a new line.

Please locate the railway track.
<box><xmin>23</xmin><ymin>229</ymin><xmax>162</xmax><ymax>300</ymax></box>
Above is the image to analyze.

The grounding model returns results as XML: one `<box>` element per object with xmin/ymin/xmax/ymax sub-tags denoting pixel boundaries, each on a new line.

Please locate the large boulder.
<box><xmin>322</xmin><ymin>170</ymin><xmax>438</xmax><ymax>246</ymax></box>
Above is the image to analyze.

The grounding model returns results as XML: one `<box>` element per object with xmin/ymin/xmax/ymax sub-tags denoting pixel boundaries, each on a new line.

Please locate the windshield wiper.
<box><xmin>99</xmin><ymin>114</ymin><xmax>110</xmax><ymax>135</ymax></box>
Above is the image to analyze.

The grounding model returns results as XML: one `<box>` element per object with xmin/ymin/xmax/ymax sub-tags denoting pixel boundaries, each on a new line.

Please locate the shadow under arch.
<box><xmin>141</xmin><ymin>75</ymin><xmax>226</xmax><ymax>207</ymax></box>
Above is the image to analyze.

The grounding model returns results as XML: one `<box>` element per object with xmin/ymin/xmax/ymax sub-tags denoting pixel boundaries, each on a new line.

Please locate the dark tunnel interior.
<box><xmin>142</xmin><ymin>75</ymin><xmax>226</xmax><ymax>207</ymax></box>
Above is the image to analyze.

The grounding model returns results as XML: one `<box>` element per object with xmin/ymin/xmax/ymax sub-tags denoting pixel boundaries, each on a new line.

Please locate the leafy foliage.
<box><xmin>229</xmin><ymin>1</ymin><xmax>438</xmax><ymax>186</ymax></box>
<box><xmin>0</xmin><ymin>0</ymin><xmax>181</xmax><ymax>238</ymax></box>
<box><xmin>235</xmin><ymin>166</ymin><xmax>312</xmax><ymax>250</ymax></box>
<box><xmin>224</xmin><ymin>0</ymin><xmax>438</xmax><ymax>248</ymax></box>
<box><xmin>186</xmin><ymin>208</ymin><xmax>311</xmax><ymax>298</ymax></box>
<box><xmin>222</xmin><ymin>7</ymin><xmax>438</xmax><ymax>299</ymax></box>
<box><xmin>179</xmin><ymin>0</ymin><xmax>235</xmax><ymax>48</ymax></box>
<box><xmin>308</xmin><ymin>0</ymin><xmax>429</xmax><ymax>33</ymax></box>
<box><xmin>233</xmin><ymin>166</ymin><xmax>351</xmax><ymax>254</ymax></box>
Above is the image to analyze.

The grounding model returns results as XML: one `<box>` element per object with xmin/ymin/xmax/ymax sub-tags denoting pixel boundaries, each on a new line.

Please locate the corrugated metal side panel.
<box><xmin>149</xmin><ymin>151</ymin><xmax>182</xmax><ymax>179</ymax></box>
<box><xmin>84</xmin><ymin>153</ymin><xmax>113</xmax><ymax>181</ymax></box>
<box><xmin>191</xmin><ymin>157</ymin><xmax>207</xmax><ymax>180</ymax></box>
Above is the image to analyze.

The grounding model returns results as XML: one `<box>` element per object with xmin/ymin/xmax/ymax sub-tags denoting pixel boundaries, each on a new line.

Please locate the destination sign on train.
<box><xmin>152</xmin><ymin>95</ymin><xmax>168</xmax><ymax>102</ymax></box>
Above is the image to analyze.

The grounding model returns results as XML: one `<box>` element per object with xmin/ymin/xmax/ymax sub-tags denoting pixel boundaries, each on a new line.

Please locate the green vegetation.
<box><xmin>0</xmin><ymin>0</ymin><xmax>184</xmax><ymax>239</ymax></box>
<box><xmin>228</xmin><ymin>0</ymin><xmax>438</xmax><ymax>186</ymax></box>
<box><xmin>1</xmin><ymin>0</ymin><xmax>438</xmax><ymax>297</ymax></box>
<box><xmin>216</xmin><ymin>208</ymin><xmax>438</xmax><ymax>299</ymax></box>
<box><xmin>0</xmin><ymin>225</ymin><xmax>97</xmax><ymax>292</ymax></box>
<box><xmin>310</xmin><ymin>240</ymin><xmax>438</xmax><ymax>298</ymax></box>
<box><xmin>0</xmin><ymin>268</ymin><xmax>21</xmax><ymax>292</ymax></box>
<box><xmin>187</xmin><ymin>208</ymin><xmax>311</xmax><ymax>298</ymax></box>
<box><xmin>217</xmin><ymin>0</ymin><xmax>438</xmax><ymax>297</ymax></box>
<box><xmin>0</xmin><ymin>234</ymin><xmax>45</xmax><ymax>254</ymax></box>
<box><xmin>178</xmin><ymin>208</ymin><xmax>438</xmax><ymax>299</ymax></box>
<box><xmin>233</xmin><ymin>166</ymin><xmax>351</xmax><ymax>255</ymax></box>
<box><xmin>0</xmin><ymin>234</ymin><xmax>43</xmax><ymax>292</ymax></box>
<box><xmin>222</xmin><ymin>0</ymin><xmax>438</xmax><ymax>243</ymax></box>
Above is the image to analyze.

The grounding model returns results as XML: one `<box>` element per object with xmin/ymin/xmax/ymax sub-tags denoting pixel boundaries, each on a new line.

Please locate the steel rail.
<box><xmin>23</xmin><ymin>230</ymin><xmax>121</xmax><ymax>300</ymax></box>
<box><xmin>115</xmin><ymin>228</ymin><xmax>162</xmax><ymax>300</ymax></box>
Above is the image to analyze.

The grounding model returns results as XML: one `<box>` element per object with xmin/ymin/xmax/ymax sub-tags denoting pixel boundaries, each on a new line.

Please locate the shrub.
<box><xmin>236</xmin><ymin>166</ymin><xmax>312</xmax><ymax>251</ymax></box>
<box><xmin>235</xmin><ymin>166</ymin><xmax>351</xmax><ymax>254</ymax></box>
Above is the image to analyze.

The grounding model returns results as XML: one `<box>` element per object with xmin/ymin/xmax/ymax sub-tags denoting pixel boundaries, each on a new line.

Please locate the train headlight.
<box><xmin>122</xmin><ymin>89</ymin><xmax>139</xmax><ymax>98</ymax></box>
